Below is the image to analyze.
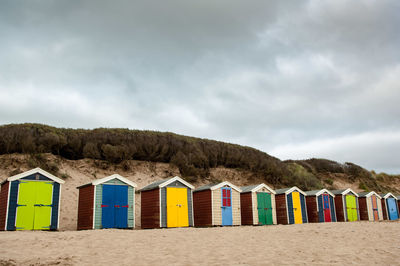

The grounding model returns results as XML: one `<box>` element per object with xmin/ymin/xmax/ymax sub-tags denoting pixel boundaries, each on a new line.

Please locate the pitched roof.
<box><xmin>358</xmin><ymin>191</ymin><xmax>381</xmax><ymax>198</ymax></box>
<box><xmin>381</xmin><ymin>193</ymin><xmax>398</xmax><ymax>199</ymax></box>
<box><xmin>331</xmin><ymin>188</ymin><xmax>359</xmax><ymax>197</ymax></box>
<box><xmin>305</xmin><ymin>189</ymin><xmax>335</xmax><ymax>197</ymax></box>
<box><xmin>194</xmin><ymin>181</ymin><xmax>242</xmax><ymax>192</ymax></box>
<box><xmin>7</xmin><ymin>167</ymin><xmax>65</xmax><ymax>184</ymax></box>
<box><xmin>275</xmin><ymin>186</ymin><xmax>306</xmax><ymax>196</ymax></box>
<box><xmin>241</xmin><ymin>183</ymin><xmax>275</xmax><ymax>194</ymax></box>
<box><xmin>77</xmin><ymin>174</ymin><xmax>137</xmax><ymax>188</ymax></box>
<box><xmin>140</xmin><ymin>176</ymin><xmax>194</xmax><ymax>191</ymax></box>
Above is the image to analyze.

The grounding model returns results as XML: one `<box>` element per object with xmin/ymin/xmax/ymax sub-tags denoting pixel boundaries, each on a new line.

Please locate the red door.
<box><xmin>323</xmin><ymin>194</ymin><xmax>331</xmax><ymax>222</ymax></box>
<box><xmin>371</xmin><ymin>196</ymin><xmax>379</xmax><ymax>221</ymax></box>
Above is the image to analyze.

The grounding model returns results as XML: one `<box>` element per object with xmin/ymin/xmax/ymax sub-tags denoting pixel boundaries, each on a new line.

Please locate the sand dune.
<box><xmin>0</xmin><ymin>221</ymin><xmax>399</xmax><ymax>265</ymax></box>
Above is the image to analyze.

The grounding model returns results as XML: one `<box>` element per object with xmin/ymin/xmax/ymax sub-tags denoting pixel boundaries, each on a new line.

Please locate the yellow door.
<box><xmin>167</xmin><ymin>187</ymin><xmax>189</xmax><ymax>227</ymax></box>
<box><xmin>292</xmin><ymin>192</ymin><xmax>303</xmax><ymax>224</ymax></box>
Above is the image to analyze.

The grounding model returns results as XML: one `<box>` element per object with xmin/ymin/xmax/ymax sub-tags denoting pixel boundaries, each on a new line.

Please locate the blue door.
<box><xmin>102</xmin><ymin>185</ymin><xmax>115</xmax><ymax>228</ymax></box>
<box><xmin>221</xmin><ymin>187</ymin><xmax>233</xmax><ymax>226</ymax></box>
<box><xmin>102</xmin><ymin>185</ymin><xmax>129</xmax><ymax>228</ymax></box>
<box><xmin>115</xmin><ymin>185</ymin><xmax>128</xmax><ymax>228</ymax></box>
<box><xmin>387</xmin><ymin>198</ymin><xmax>399</xmax><ymax>220</ymax></box>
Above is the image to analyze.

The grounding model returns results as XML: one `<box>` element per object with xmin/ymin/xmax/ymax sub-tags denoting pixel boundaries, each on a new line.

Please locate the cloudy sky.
<box><xmin>0</xmin><ymin>0</ymin><xmax>399</xmax><ymax>173</ymax></box>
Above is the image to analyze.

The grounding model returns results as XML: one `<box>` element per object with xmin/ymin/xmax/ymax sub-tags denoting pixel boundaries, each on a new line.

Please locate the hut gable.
<box><xmin>91</xmin><ymin>174</ymin><xmax>137</xmax><ymax>187</ymax></box>
<box><xmin>7</xmin><ymin>168</ymin><xmax>65</xmax><ymax>184</ymax></box>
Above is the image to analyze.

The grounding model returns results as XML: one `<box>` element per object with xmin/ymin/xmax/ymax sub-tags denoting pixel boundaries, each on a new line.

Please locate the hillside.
<box><xmin>0</xmin><ymin>124</ymin><xmax>400</xmax><ymax>230</ymax></box>
<box><xmin>0</xmin><ymin>123</ymin><xmax>399</xmax><ymax>193</ymax></box>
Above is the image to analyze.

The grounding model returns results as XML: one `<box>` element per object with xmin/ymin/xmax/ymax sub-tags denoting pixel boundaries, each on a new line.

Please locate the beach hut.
<box><xmin>380</xmin><ymin>193</ymin><xmax>399</xmax><ymax>220</ymax></box>
<box><xmin>193</xmin><ymin>181</ymin><xmax>242</xmax><ymax>227</ymax></box>
<box><xmin>275</xmin><ymin>187</ymin><xmax>308</xmax><ymax>225</ymax></box>
<box><xmin>358</xmin><ymin>191</ymin><xmax>383</xmax><ymax>221</ymax></box>
<box><xmin>76</xmin><ymin>174</ymin><xmax>137</xmax><ymax>230</ymax></box>
<box><xmin>140</xmin><ymin>176</ymin><xmax>194</xmax><ymax>229</ymax></box>
<box><xmin>305</xmin><ymin>189</ymin><xmax>336</xmax><ymax>223</ymax></box>
<box><xmin>240</xmin><ymin>184</ymin><xmax>277</xmax><ymax>225</ymax></box>
<box><xmin>0</xmin><ymin>168</ymin><xmax>64</xmax><ymax>231</ymax></box>
<box><xmin>331</xmin><ymin>189</ymin><xmax>360</xmax><ymax>222</ymax></box>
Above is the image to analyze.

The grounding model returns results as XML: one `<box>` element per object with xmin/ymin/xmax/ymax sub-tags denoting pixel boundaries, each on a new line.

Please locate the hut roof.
<box><xmin>140</xmin><ymin>176</ymin><xmax>194</xmax><ymax>191</ymax></box>
<box><xmin>77</xmin><ymin>174</ymin><xmax>137</xmax><ymax>189</ymax></box>
<box><xmin>358</xmin><ymin>191</ymin><xmax>382</xmax><ymax>198</ymax></box>
<box><xmin>331</xmin><ymin>188</ymin><xmax>359</xmax><ymax>197</ymax></box>
<box><xmin>241</xmin><ymin>183</ymin><xmax>275</xmax><ymax>194</ymax></box>
<box><xmin>275</xmin><ymin>186</ymin><xmax>306</xmax><ymax>196</ymax></box>
<box><xmin>6</xmin><ymin>167</ymin><xmax>65</xmax><ymax>184</ymax></box>
<box><xmin>380</xmin><ymin>193</ymin><xmax>398</xmax><ymax>199</ymax></box>
<box><xmin>194</xmin><ymin>181</ymin><xmax>242</xmax><ymax>192</ymax></box>
<box><xmin>305</xmin><ymin>189</ymin><xmax>335</xmax><ymax>197</ymax></box>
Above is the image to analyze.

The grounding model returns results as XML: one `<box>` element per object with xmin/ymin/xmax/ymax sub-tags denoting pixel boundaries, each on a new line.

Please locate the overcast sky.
<box><xmin>0</xmin><ymin>0</ymin><xmax>399</xmax><ymax>173</ymax></box>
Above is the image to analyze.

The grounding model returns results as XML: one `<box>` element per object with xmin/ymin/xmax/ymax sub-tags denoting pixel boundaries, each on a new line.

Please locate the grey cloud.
<box><xmin>0</xmin><ymin>0</ymin><xmax>399</xmax><ymax>172</ymax></box>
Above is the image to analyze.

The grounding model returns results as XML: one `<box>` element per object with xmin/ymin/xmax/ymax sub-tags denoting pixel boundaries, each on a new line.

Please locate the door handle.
<box><xmin>122</xmin><ymin>205</ymin><xmax>129</xmax><ymax>208</ymax></box>
<box><xmin>101</xmin><ymin>205</ymin><xmax>109</xmax><ymax>208</ymax></box>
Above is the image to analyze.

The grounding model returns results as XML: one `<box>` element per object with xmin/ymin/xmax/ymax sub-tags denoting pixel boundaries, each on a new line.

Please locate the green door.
<box><xmin>257</xmin><ymin>192</ymin><xmax>273</xmax><ymax>225</ymax></box>
<box><xmin>346</xmin><ymin>195</ymin><xmax>358</xmax><ymax>222</ymax></box>
<box><xmin>16</xmin><ymin>181</ymin><xmax>53</xmax><ymax>230</ymax></box>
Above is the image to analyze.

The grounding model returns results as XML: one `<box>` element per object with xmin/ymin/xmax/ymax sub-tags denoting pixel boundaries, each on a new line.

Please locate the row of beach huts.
<box><xmin>0</xmin><ymin>168</ymin><xmax>399</xmax><ymax>231</ymax></box>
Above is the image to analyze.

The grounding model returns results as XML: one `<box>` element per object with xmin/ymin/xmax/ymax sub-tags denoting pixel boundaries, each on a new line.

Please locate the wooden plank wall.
<box><xmin>251</xmin><ymin>192</ymin><xmax>258</xmax><ymax>225</ymax></box>
<box><xmin>232</xmin><ymin>189</ymin><xmax>241</xmax><ymax>226</ymax></box>
<box><xmin>334</xmin><ymin>196</ymin><xmax>345</xmax><ymax>222</ymax></box>
<box><xmin>193</xmin><ymin>190</ymin><xmax>212</xmax><ymax>227</ymax></box>
<box><xmin>358</xmin><ymin>197</ymin><xmax>369</xmax><ymax>221</ymax></box>
<box><xmin>212</xmin><ymin>189</ymin><xmax>222</xmax><ymax>225</ymax></box>
<box><xmin>377</xmin><ymin>198</ymin><xmax>383</xmax><ymax>220</ymax></box>
<box><xmin>240</xmin><ymin>192</ymin><xmax>253</xmax><ymax>225</ymax></box>
<box><xmin>306</xmin><ymin>196</ymin><xmax>318</xmax><ymax>223</ymax></box>
<box><xmin>77</xmin><ymin>185</ymin><xmax>94</xmax><ymax>230</ymax></box>
<box><xmin>141</xmin><ymin>188</ymin><xmax>160</xmax><ymax>229</ymax></box>
<box><xmin>381</xmin><ymin>199</ymin><xmax>388</xmax><ymax>220</ymax></box>
<box><xmin>271</xmin><ymin>194</ymin><xmax>277</xmax><ymax>225</ymax></box>
<box><xmin>275</xmin><ymin>194</ymin><xmax>288</xmax><ymax>225</ymax></box>
<box><xmin>0</xmin><ymin>181</ymin><xmax>9</xmax><ymax>231</ymax></box>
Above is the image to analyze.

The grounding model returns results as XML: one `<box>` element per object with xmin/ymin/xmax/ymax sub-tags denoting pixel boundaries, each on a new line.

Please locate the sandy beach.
<box><xmin>0</xmin><ymin>221</ymin><xmax>399</xmax><ymax>265</ymax></box>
